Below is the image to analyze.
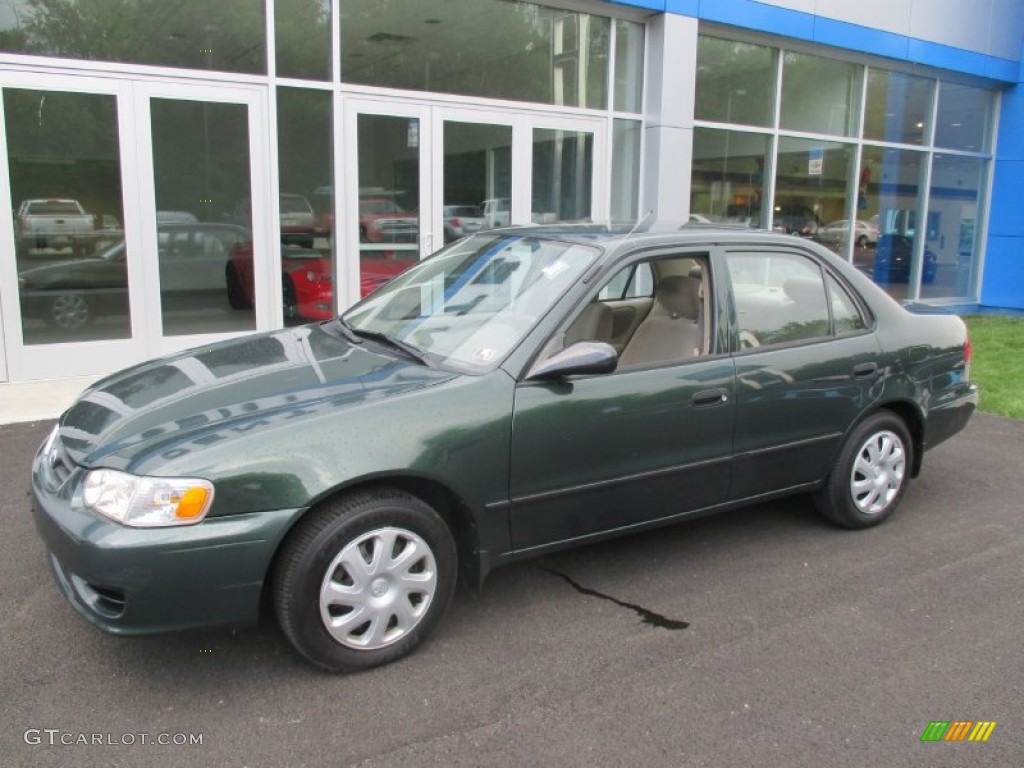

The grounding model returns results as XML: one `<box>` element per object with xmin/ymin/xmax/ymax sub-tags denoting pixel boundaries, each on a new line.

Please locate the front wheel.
<box><xmin>815</xmin><ymin>412</ymin><xmax>912</xmax><ymax>529</ymax></box>
<box><xmin>273</xmin><ymin>489</ymin><xmax>457</xmax><ymax>672</ymax></box>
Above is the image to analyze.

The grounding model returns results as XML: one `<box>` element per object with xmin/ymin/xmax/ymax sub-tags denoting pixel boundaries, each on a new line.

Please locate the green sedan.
<box><xmin>31</xmin><ymin>226</ymin><xmax>977</xmax><ymax>671</ymax></box>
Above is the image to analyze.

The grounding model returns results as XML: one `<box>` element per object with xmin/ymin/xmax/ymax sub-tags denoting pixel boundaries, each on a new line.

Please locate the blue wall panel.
<box><xmin>980</xmin><ymin>237</ymin><xmax>1024</xmax><ymax>309</ymax></box>
<box><xmin>988</xmin><ymin>160</ymin><xmax>1024</xmax><ymax>237</ymax></box>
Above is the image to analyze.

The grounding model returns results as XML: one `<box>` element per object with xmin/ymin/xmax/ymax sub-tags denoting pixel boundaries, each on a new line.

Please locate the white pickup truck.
<box><xmin>16</xmin><ymin>198</ymin><xmax>99</xmax><ymax>257</ymax></box>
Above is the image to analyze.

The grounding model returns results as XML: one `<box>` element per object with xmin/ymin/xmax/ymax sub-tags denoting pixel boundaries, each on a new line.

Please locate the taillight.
<box><xmin>451</xmin><ymin>217</ymin><xmax>461</xmax><ymax>228</ymax></box>
<box><xmin>964</xmin><ymin>336</ymin><xmax>972</xmax><ymax>380</ymax></box>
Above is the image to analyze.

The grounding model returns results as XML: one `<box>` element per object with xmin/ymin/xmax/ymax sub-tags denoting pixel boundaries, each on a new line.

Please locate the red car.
<box><xmin>227</xmin><ymin>243</ymin><xmax>416</xmax><ymax>323</ymax></box>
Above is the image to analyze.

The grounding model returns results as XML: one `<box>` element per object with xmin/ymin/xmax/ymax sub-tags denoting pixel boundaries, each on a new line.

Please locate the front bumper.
<box><xmin>31</xmin><ymin>445</ymin><xmax>304</xmax><ymax>636</ymax></box>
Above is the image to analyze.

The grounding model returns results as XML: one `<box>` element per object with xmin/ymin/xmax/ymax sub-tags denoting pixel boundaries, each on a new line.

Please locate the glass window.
<box><xmin>780</xmin><ymin>52</ymin><xmax>861</xmax><ymax>137</ymax></box>
<box><xmin>726</xmin><ymin>252</ymin><xmax>830</xmax><ymax>347</ymax></box>
<box><xmin>341</xmin><ymin>0</ymin><xmax>609</xmax><ymax>108</ymax></box>
<box><xmin>357</xmin><ymin>114</ymin><xmax>421</xmax><ymax>296</ymax></box>
<box><xmin>150</xmin><ymin>98</ymin><xmax>255</xmax><ymax>336</ymax></box>
<box><xmin>863</xmin><ymin>69</ymin><xmax>932</xmax><ymax>146</ymax></box>
<box><xmin>695</xmin><ymin>36</ymin><xmax>776</xmax><ymax>127</ymax></box>
<box><xmin>827</xmin><ymin>274</ymin><xmax>866</xmax><ymax>334</ymax></box>
<box><xmin>690</xmin><ymin>128</ymin><xmax>770</xmax><ymax>227</ymax></box>
<box><xmin>277</xmin><ymin>88</ymin><xmax>334</xmax><ymax>325</ymax></box>
<box><xmin>935</xmin><ymin>82</ymin><xmax>994</xmax><ymax>151</ymax></box>
<box><xmin>0</xmin><ymin>0</ymin><xmax>265</xmax><ymax>74</ymax></box>
<box><xmin>920</xmin><ymin>155</ymin><xmax>986</xmax><ymax>299</ymax></box>
<box><xmin>599</xmin><ymin>262</ymin><xmax>654</xmax><ymax>301</ymax></box>
<box><xmin>5</xmin><ymin>88</ymin><xmax>129</xmax><ymax>345</ymax></box>
<box><xmin>614</xmin><ymin>20</ymin><xmax>645</xmax><ymax>113</ymax></box>
<box><xmin>774</xmin><ymin>137</ymin><xmax>856</xmax><ymax>253</ymax></box>
<box><xmin>611</xmin><ymin>119</ymin><xmax>642</xmax><ymax>222</ymax></box>
<box><xmin>858</xmin><ymin>146</ymin><xmax>925</xmax><ymax>298</ymax></box>
<box><xmin>532</xmin><ymin>129</ymin><xmax>593</xmax><ymax>224</ymax></box>
<box><xmin>275</xmin><ymin>0</ymin><xmax>332</xmax><ymax>81</ymax></box>
<box><xmin>443</xmin><ymin>121</ymin><xmax>512</xmax><ymax>243</ymax></box>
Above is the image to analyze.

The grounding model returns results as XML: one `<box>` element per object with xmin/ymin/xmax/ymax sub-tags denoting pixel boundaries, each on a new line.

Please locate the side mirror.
<box><xmin>526</xmin><ymin>341</ymin><xmax>618</xmax><ymax>381</ymax></box>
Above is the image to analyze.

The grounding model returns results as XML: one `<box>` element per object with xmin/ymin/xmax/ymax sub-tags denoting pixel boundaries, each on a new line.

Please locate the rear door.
<box><xmin>720</xmin><ymin>245</ymin><xmax>882</xmax><ymax>500</ymax></box>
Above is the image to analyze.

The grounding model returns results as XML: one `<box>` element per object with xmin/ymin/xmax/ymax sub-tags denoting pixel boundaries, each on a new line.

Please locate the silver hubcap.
<box><xmin>51</xmin><ymin>294</ymin><xmax>88</xmax><ymax>329</ymax></box>
<box><xmin>319</xmin><ymin>527</ymin><xmax>437</xmax><ymax>651</ymax></box>
<box><xmin>850</xmin><ymin>429</ymin><xmax>906</xmax><ymax>515</ymax></box>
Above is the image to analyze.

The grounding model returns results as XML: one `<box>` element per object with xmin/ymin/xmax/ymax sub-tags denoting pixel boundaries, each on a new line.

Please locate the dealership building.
<box><xmin>0</xmin><ymin>0</ymin><xmax>1021</xmax><ymax>397</ymax></box>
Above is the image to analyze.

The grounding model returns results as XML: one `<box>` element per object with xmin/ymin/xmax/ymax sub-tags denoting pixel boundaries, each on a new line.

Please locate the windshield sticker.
<box><xmin>542</xmin><ymin>260</ymin><xmax>569</xmax><ymax>279</ymax></box>
<box><xmin>473</xmin><ymin>348</ymin><xmax>496</xmax><ymax>363</ymax></box>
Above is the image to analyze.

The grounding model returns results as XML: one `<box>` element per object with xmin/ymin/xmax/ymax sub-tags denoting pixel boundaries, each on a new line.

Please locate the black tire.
<box><xmin>856</xmin><ymin>235</ymin><xmax>868</xmax><ymax>248</ymax></box>
<box><xmin>815</xmin><ymin>411</ymin><xmax>913</xmax><ymax>529</ymax></box>
<box><xmin>273</xmin><ymin>488</ymin><xmax>457</xmax><ymax>672</ymax></box>
<box><xmin>226</xmin><ymin>265</ymin><xmax>252</xmax><ymax>310</ymax></box>
<box><xmin>282</xmin><ymin>276</ymin><xmax>298</xmax><ymax>324</ymax></box>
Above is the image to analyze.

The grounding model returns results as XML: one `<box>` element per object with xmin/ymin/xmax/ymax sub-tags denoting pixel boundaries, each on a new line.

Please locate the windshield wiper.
<box><xmin>345</xmin><ymin>325</ymin><xmax>431</xmax><ymax>365</ymax></box>
<box><xmin>326</xmin><ymin>316</ymin><xmax>363</xmax><ymax>344</ymax></box>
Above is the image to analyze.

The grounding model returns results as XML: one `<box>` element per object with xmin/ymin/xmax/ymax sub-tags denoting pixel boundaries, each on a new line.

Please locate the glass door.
<box><xmin>343</xmin><ymin>98</ymin><xmax>606</xmax><ymax>309</ymax></box>
<box><xmin>135</xmin><ymin>82</ymin><xmax>272</xmax><ymax>357</ymax></box>
<box><xmin>0</xmin><ymin>73</ymin><xmax>144</xmax><ymax>381</ymax></box>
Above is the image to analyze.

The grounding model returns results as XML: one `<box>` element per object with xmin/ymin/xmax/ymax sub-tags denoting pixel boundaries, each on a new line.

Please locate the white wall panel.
<box><xmin>814</xmin><ymin>0</ymin><xmax>912</xmax><ymax>37</ymax></box>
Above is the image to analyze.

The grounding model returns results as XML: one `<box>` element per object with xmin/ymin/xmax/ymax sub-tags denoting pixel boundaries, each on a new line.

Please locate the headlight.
<box><xmin>82</xmin><ymin>469</ymin><xmax>214</xmax><ymax>527</ymax></box>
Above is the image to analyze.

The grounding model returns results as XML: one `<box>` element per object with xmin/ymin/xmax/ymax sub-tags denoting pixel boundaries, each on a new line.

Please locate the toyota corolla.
<box><xmin>31</xmin><ymin>226</ymin><xmax>977</xmax><ymax>672</ymax></box>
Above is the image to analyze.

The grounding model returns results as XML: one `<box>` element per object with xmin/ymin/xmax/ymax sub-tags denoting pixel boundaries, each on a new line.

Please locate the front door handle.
<box><xmin>852</xmin><ymin>362</ymin><xmax>879</xmax><ymax>379</ymax></box>
<box><xmin>692</xmin><ymin>388</ymin><xmax>729</xmax><ymax>407</ymax></box>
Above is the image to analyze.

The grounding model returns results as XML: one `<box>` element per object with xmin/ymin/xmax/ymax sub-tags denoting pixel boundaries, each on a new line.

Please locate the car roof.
<box><xmin>480</xmin><ymin>222</ymin><xmax>807</xmax><ymax>250</ymax></box>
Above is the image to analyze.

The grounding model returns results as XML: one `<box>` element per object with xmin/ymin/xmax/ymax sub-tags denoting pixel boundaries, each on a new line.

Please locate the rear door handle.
<box><xmin>852</xmin><ymin>362</ymin><xmax>879</xmax><ymax>379</ymax></box>
<box><xmin>692</xmin><ymin>388</ymin><xmax>729</xmax><ymax>407</ymax></box>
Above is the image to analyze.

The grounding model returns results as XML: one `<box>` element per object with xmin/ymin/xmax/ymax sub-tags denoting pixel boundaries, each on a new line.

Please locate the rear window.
<box><xmin>27</xmin><ymin>201</ymin><xmax>83</xmax><ymax>215</ymax></box>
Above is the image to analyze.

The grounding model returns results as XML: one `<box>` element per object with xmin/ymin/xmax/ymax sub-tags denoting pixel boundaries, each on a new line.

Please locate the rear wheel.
<box><xmin>815</xmin><ymin>411</ymin><xmax>912</xmax><ymax>529</ymax></box>
<box><xmin>282</xmin><ymin>276</ymin><xmax>298</xmax><ymax>324</ymax></box>
<box><xmin>46</xmin><ymin>292</ymin><xmax>92</xmax><ymax>330</ymax></box>
<box><xmin>273</xmin><ymin>489</ymin><xmax>457</xmax><ymax>672</ymax></box>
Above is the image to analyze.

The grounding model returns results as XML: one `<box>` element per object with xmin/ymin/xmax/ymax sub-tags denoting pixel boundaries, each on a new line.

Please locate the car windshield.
<box><xmin>342</xmin><ymin>233</ymin><xmax>599</xmax><ymax>373</ymax></box>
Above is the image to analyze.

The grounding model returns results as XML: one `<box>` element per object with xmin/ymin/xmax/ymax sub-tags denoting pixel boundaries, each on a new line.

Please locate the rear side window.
<box><xmin>725</xmin><ymin>252</ymin><xmax>830</xmax><ymax>347</ymax></box>
<box><xmin>827</xmin><ymin>273</ymin><xmax>867</xmax><ymax>334</ymax></box>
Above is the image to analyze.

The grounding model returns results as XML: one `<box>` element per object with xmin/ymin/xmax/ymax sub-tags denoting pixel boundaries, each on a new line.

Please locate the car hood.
<box><xmin>57</xmin><ymin>323</ymin><xmax>458</xmax><ymax>468</ymax></box>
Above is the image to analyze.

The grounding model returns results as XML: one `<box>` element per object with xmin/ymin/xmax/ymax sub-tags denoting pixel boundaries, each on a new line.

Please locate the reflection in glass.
<box><xmin>341</xmin><ymin>0</ymin><xmax>609</xmax><ymax>108</ymax></box>
<box><xmin>613</xmin><ymin>20</ymin><xmax>645</xmax><ymax>113</ymax></box>
<box><xmin>863</xmin><ymin>69</ymin><xmax>932</xmax><ymax>146</ymax></box>
<box><xmin>611</xmin><ymin>119</ymin><xmax>642</xmax><ymax>222</ymax></box>
<box><xmin>934</xmin><ymin>82</ymin><xmax>994</xmax><ymax>151</ymax></box>
<box><xmin>690</xmin><ymin>128</ymin><xmax>769</xmax><ymax>226</ymax></box>
<box><xmin>920</xmin><ymin>155</ymin><xmax>985</xmax><ymax>299</ymax></box>
<box><xmin>443</xmin><ymin>122</ymin><xmax>512</xmax><ymax>243</ymax></box>
<box><xmin>0</xmin><ymin>0</ymin><xmax>265</xmax><ymax>74</ymax></box>
<box><xmin>277</xmin><ymin>87</ymin><xmax>334</xmax><ymax>324</ymax></box>
<box><xmin>774</xmin><ymin>137</ymin><xmax>855</xmax><ymax>253</ymax></box>
<box><xmin>781</xmin><ymin>52</ymin><xmax>861</xmax><ymax>137</ymax></box>
<box><xmin>532</xmin><ymin>129</ymin><xmax>593</xmax><ymax>224</ymax></box>
<box><xmin>275</xmin><ymin>0</ymin><xmax>332</xmax><ymax>81</ymax></box>
<box><xmin>695</xmin><ymin>36</ymin><xmax>776</xmax><ymax>127</ymax></box>
<box><xmin>5</xmin><ymin>89</ymin><xmax>129</xmax><ymax>345</ymax></box>
<box><xmin>150</xmin><ymin>98</ymin><xmax>255</xmax><ymax>336</ymax></box>
<box><xmin>357</xmin><ymin>115</ymin><xmax>420</xmax><ymax>296</ymax></box>
<box><xmin>857</xmin><ymin>146</ymin><xmax>925</xmax><ymax>298</ymax></box>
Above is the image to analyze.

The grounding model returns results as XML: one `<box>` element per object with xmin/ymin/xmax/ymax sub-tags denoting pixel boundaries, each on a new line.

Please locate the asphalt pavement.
<box><xmin>1</xmin><ymin>413</ymin><xmax>1021</xmax><ymax>767</ymax></box>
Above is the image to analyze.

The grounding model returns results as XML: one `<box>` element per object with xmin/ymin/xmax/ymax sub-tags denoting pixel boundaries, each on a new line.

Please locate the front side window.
<box><xmin>726</xmin><ymin>252</ymin><xmax>830</xmax><ymax>348</ymax></box>
<box><xmin>562</xmin><ymin>256</ymin><xmax>709</xmax><ymax>368</ymax></box>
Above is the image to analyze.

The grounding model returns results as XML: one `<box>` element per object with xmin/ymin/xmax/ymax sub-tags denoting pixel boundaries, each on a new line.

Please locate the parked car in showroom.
<box><xmin>358</xmin><ymin>196</ymin><xmax>418</xmax><ymax>243</ymax></box>
<box><xmin>872</xmin><ymin>233</ymin><xmax>937</xmax><ymax>283</ymax></box>
<box><xmin>19</xmin><ymin>223</ymin><xmax>249</xmax><ymax>330</ymax></box>
<box><xmin>817</xmin><ymin>219</ymin><xmax>879</xmax><ymax>248</ymax></box>
<box><xmin>31</xmin><ymin>226</ymin><xmax>976</xmax><ymax>672</ymax></box>
<box><xmin>443</xmin><ymin>204</ymin><xmax>486</xmax><ymax>243</ymax></box>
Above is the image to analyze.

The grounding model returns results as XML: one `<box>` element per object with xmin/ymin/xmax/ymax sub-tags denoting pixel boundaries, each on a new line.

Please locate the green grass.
<box><xmin>963</xmin><ymin>315</ymin><xmax>1024</xmax><ymax>421</ymax></box>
